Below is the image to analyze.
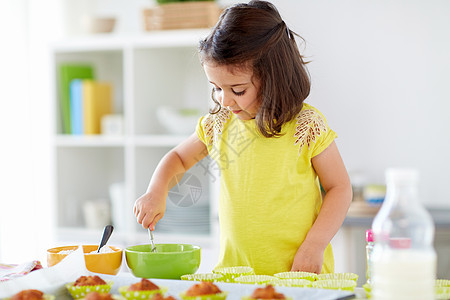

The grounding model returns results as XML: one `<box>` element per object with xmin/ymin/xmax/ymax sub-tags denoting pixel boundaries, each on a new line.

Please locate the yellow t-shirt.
<box><xmin>195</xmin><ymin>103</ymin><xmax>337</xmax><ymax>275</ymax></box>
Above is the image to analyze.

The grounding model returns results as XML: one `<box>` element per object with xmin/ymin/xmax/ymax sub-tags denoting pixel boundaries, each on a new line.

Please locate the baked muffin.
<box><xmin>152</xmin><ymin>294</ymin><xmax>176</xmax><ymax>300</ymax></box>
<box><xmin>84</xmin><ymin>292</ymin><xmax>114</xmax><ymax>300</ymax></box>
<box><xmin>128</xmin><ymin>278</ymin><xmax>159</xmax><ymax>291</ymax></box>
<box><xmin>180</xmin><ymin>281</ymin><xmax>227</xmax><ymax>300</ymax></box>
<box><xmin>185</xmin><ymin>282</ymin><xmax>222</xmax><ymax>297</ymax></box>
<box><xmin>11</xmin><ymin>289</ymin><xmax>44</xmax><ymax>300</ymax></box>
<box><xmin>249</xmin><ymin>285</ymin><xmax>286</xmax><ymax>299</ymax></box>
<box><xmin>66</xmin><ymin>275</ymin><xmax>113</xmax><ymax>299</ymax></box>
<box><xmin>119</xmin><ymin>279</ymin><xmax>168</xmax><ymax>300</ymax></box>
<box><xmin>74</xmin><ymin>275</ymin><xmax>107</xmax><ymax>286</ymax></box>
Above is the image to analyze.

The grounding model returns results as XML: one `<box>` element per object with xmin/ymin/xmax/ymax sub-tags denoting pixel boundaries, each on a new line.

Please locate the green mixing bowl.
<box><xmin>125</xmin><ymin>244</ymin><xmax>201</xmax><ymax>279</ymax></box>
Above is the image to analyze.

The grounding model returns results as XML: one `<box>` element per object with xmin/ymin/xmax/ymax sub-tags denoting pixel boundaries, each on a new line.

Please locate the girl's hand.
<box><xmin>134</xmin><ymin>190</ymin><xmax>167</xmax><ymax>230</ymax></box>
<box><xmin>290</xmin><ymin>242</ymin><xmax>324</xmax><ymax>274</ymax></box>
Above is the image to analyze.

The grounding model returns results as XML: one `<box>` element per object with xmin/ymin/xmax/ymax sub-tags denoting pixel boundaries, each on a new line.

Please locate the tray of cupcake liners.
<box><xmin>10</xmin><ymin>266</ymin><xmax>449</xmax><ymax>299</ymax></box>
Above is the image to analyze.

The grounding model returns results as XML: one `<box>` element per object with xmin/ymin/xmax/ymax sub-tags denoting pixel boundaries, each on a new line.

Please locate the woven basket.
<box><xmin>143</xmin><ymin>1</ymin><xmax>221</xmax><ymax>30</ymax></box>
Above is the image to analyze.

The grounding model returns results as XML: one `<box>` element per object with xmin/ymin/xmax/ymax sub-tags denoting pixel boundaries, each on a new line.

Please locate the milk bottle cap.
<box><xmin>365</xmin><ymin>229</ymin><xmax>374</xmax><ymax>242</ymax></box>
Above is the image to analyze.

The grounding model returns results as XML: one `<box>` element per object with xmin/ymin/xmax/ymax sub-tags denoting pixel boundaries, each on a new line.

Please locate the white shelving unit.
<box><xmin>50</xmin><ymin>29</ymin><xmax>220</xmax><ymax>252</ymax></box>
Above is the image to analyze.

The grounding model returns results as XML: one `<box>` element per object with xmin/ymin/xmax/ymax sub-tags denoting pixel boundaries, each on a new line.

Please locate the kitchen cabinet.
<box><xmin>50</xmin><ymin>29</ymin><xmax>220</xmax><ymax>251</ymax></box>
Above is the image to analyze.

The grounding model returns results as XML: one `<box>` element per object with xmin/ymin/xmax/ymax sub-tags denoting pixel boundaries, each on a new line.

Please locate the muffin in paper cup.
<box><xmin>181</xmin><ymin>273</ymin><xmax>225</xmax><ymax>282</ymax></box>
<box><xmin>436</xmin><ymin>279</ymin><xmax>450</xmax><ymax>287</ymax></box>
<box><xmin>65</xmin><ymin>280</ymin><xmax>113</xmax><ymax>299</ymax></box>
<box><xmin>317</xmin><ymin>272</ymin><xmax>358</xmax><ymax>282</ymax></box>
<box><xmin>234</xmin><ymin>275</ymin><xmax>276</xmax><ymax>285</ymax></box>
<box><xmin>4</xmin><ymin>295</ymin><xmax>55</xmax><ymax>300</ymax></box>
<box><xmin>312</xmin><ymin>279</ymin><xmax>356</xmax><ymax>291</ymax></box>
<box><xmin>118</xmin><ymin>286</ymin><xmax>168</xmax><ymax>300</ymax></box>
<box><xmin>273</xmin><ymin>271</ymin><xmax>318</xmax><ymax>281</ymax></box>
<box><xmin>241</xmin><ymin>285</ymin><xmax>292</xmax><ymax>300</ymax></box>
<box><xmin>241</xmin><ymin>296</ymin><xmax>292</xmax><ymax>300</ymax></box>
<box><xmin>179</xmin><ymin>292</ymin><xmax>228</xmax><ymax>300</ymax></box>
<box><xmin>273</xmin><ymin>278</ymin><xmax>312</xmax><ymax>288</ymax></box>
<box><xmin>213</xmin><ymin>266</ymin><xmax>255</xmax><ymax>282</ymax></box>
<box><xmin>83</xmin><ymin>294</ymin><xmax>125</xmax><ymax>300</ymax></box>
<box><xmin>435</xmin><ymin>286</ymin><xmax>450</xmax><ymax>300</ymax></box>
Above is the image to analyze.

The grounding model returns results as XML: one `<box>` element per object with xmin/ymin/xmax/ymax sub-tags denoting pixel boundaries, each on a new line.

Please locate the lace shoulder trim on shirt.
<box><xmin>294</xmin><ymin>109</ymin><xmax>327</xmax><ymax>154</ymax></box>
<box><xmin>203</xmin><ymin>109</ymin><xmax>231</xmax><ymax>146</ymax></box>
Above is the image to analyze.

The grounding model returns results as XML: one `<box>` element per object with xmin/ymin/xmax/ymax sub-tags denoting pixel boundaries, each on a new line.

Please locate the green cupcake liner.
<box><xmin>273</xmin><ymin>271</ymin><xmax>318</xmax><ymax>281</ymax></box>
<box><xmin>118</xmin><ymin>286</ymin><xmax>168</xmax><ymax>300</ymax></box>
<box><xmin>272</xmin><ymin>278</ymin><xmax>312</xmax><ymax>288</ymax></box>
<box><xmin>241</xmin><ymin>296</ymin><xmax>293</xmax><ymax>300</ymax></box>
<box><xmin>213</xmin><ymin>267</ymin><xmax>255</xmax><ymax>283</ymax></box>
<box><xmin>65</xmin><ymin>281</ymin><xmax>113</xmax><ymax>299</ymax></box>
<box><xmin>317</xmin><ymin>273</ymin><xmax>358</xmax><ymax>282</ymax></box>
<box><xmin>181</xmin><ymin>273</ymin><xmax>225</xmax><ymax>282</ymax></box>
<box><xmin>312</xmin><ymin>279</ymin><xmax>356</xmax><ymax>292</ymax></box>
<box><xmin>82</xmin><ymin>296</ymin><xmax>125</xmax><ymax>300</ymax></box>
<box><xmin>435</xmin><ymin>287</ymin><xmax>450</xmax><ymax>300</ymax></box>
<box><xmin>363</xmin><ymin>283</ymin><xmax>372</xmax><ymax>299</ymax></box>
<box><xmin>234</xmin><ymin>275</ymin><xmax>276</xmax><ymax>285</ymax></box>
<box><xmin>179</xmin><ymin>291</ymin><xmax>228</xmax><ymax>300</ymax></box>
<box><xmin>436</xmin><ymin>279</ymin><xmax>450</xmax><ymax>287</ymax></box>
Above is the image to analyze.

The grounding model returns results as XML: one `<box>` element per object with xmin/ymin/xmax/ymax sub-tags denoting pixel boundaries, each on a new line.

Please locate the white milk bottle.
<box><xmin>371</xmin><ymin>168</ymin><xmax>436</xmax><ymax>300</ymax></box>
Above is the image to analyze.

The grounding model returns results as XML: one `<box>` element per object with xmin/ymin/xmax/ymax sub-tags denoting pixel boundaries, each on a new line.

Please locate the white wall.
<box><xmin>263</xmin><ymin>0</ymin><xmax>450</xmax><ymax>207</ymax></box>
<box><xmin>0</xmin><ymin>0</ymin><xmax>37</xmax><ymax>262</ymax></box>
<box><xmin>0</xmin><ymin>0</ymin><xmax>60</xmax><ymax>263</ymax></box>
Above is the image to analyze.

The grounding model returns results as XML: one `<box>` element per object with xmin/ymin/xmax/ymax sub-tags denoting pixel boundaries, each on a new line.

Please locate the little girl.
<box><xmin>134</xmin><ymin>0</ymin><xmax>352</xmax><ymax>275</ymax></box>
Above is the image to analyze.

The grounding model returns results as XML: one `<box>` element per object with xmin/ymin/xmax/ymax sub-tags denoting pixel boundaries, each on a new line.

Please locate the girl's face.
<box><xmin>203</xmin><ymin>63</ymin><xmax>261</xmax><ymax>120</ymax></box>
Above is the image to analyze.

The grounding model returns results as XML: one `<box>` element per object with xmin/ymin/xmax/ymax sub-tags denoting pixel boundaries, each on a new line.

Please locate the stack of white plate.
<box><xmin>157</xmin><ymin>171</ymin><xmax>211</xmax><ymax>234</ymax></box>
<box><xmin>157</xmin><ymin>205</ymin><xmax>210</xmax><ymax>234</ymax></box>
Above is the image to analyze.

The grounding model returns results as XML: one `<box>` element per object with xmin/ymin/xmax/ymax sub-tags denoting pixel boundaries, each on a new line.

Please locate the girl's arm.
<box><xmin>134</xmin><ymin>133</ymin><xmax>207</xmax><ymax>230</ymax></box>
<box><xmin>291</xmin><ymin>141</ymin><xmax>352</xmax><ymax>273</ymax></box>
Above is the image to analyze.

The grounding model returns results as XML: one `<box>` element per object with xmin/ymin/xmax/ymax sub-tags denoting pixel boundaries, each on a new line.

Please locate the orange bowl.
<box><xmin>47</xmin><ymin>245</ymin><xmax>123</xmax><ymax>275</ymax></box>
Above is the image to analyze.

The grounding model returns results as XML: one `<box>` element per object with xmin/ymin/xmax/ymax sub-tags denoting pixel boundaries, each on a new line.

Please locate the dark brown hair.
<box><xmin>199</xmin><ymin>0</ymin><xmax>311</xmax><ymax>137</ymax></box>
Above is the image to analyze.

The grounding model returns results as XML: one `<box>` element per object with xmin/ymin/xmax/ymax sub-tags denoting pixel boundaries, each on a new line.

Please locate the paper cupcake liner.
<box><xmin>179</xmin><ymin>291</ymin><xmax>228</xmax><ymax>300</ymax></box>
<box><xmin>436</xmin><ymin>279</ymin><xmax>450</xmax><ymax>287</ymax></box>
<box><xmin>181</xmin><ymin>273</ymin><xmax>225</xmax><ymax>282</ymax></box>
<box><xmin>81</xmin><ymin>296</ymin><xmax>125</xmax><ymax>300</ymax></box>
<box><xmin>363</xmin><ymin>283</ymin><xmax>372</xmax><ymax>299</ymax></box>
<box><xmin>213</xmin><ymin>267</ymin><xmax>255</xmax><ymax>283</ymax></box>
<box><xmin>118</xmin><ymin>286</ymin><xmax>168</xmax><ymax>300</ymax></box>
<box><xmin>241</xmin><ymin>296</ymin><xmax>293</xmax><ymax>300</ymax></box>
<box><xmin>234</xmin><ymin>275</ymin><xmax>276</xmax><ymax>285</ymax></box>
<box><xmin>317</xmin><ymin>273</ymin><xmax>358</xmax><ymax>282</ymax></box>
<box><xmin>312</xmin><ymin>279</ymin><xmax>357</xmax><ymax>292</ymax></box>
<box><xmin>66</xmin><ymin>281</ymin><xmax>113</xmax><ymax>299</ymax></box>
<box><xmin>273</xmin><ymin>271</ymin><xmax>318</xmax><ymax>281</ymax></box>
<box><xmin>435</xmin><ymin>287</ymin><xmax>450</xmax><ymax>300</ymax></box>
<box><xmin>273</xmin><ymin>278</ymin><xmax>312</xmax><ymax>288</ymax></box>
